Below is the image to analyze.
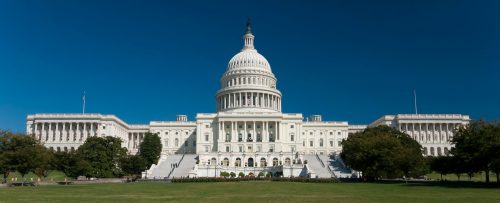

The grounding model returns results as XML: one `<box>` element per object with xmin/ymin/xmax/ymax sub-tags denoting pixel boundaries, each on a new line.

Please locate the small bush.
<box><xmin>238</xmin><ymin>172</ymin><xmax>245</xmax><ymax>178</ymax></box>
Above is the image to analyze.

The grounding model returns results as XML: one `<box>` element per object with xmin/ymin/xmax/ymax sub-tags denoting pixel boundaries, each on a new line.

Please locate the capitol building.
<box><xmin>25</xmin><ymin>21</ymin><xmax>470</xmax><ymax>178</ymax></box>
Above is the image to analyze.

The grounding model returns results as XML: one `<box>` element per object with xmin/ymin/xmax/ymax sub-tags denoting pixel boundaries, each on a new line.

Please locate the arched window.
<box><xmin>285</xmin><ymin>158</ymin><xmax>291</xmax><ymax>166</ymax></box>
<box><xmin>260</xmin><ymin>158</ymin><xmax>266</xmax><ymax>167</ymax></box>
<box><xmin>273</xmin><ymin>158</ymin><xmax>278</xmax><ymax>166</ymax></box>
<box><xmin>430</xmin><ymin>147</ymin><xmax>435</xmax><ymax>156</ymax></box>
<box><xmin>223</xmin><ymin>158</ymin><xmax>229</xmax><ymax>166</ymax></box>
<box><xmin>248</xmin><ymin>158</ymin><xmax>254</xmax><ymax>167</ymax></box>
<box><xmin>437</xmin><ymin>147</ymin><xmax>442</xmax><ymax>156</ymax></box>
<box><xmin>235</xmin><ymin>158</ymin><xmax>241</xmax><ymax>167</ymax></box>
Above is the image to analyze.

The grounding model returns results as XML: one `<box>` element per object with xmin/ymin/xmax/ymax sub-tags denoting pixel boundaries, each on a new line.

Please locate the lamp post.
<box><xmin>279</xmin><ymin>151</ymin><xmax>283</xmax><ymax>177</ymax></box>
<box><xmin>217</xmin><ymin>151</ymin><xmax>221</xmax><ymax>177</ymax></box>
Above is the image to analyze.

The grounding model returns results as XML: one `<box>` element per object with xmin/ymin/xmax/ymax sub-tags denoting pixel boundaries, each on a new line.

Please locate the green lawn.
<box><xmin>1</xmin><ymin>181</ymin><xmax>499</xmax><ymax>203</ymax></box>
<box><xmin>426</xmin><ymin>172</ymin><xmax>498</xmax><ymax>182</ymax></box>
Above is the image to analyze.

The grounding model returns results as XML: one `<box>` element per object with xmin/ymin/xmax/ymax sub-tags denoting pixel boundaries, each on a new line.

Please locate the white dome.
<box><xmin>227</xmin><ymin>49</ymin><xmax>271</xmax><ymax>71</ymax></box>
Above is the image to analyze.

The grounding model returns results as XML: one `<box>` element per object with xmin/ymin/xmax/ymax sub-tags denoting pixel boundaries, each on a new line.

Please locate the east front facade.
<box><xmin>25</xmin><ymin>21</ymin><xmax>470</xmax><ymax>178</ymax></box>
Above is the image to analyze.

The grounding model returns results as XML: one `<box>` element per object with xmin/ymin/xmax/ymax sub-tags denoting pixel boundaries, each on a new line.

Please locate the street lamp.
<box><xmin>217</xmin><ymin>151</ymin><xmax>221</xmax><ymax>177</ymax></box>
<box><xmin>279</xmin><ymin>151</ymin><xmax>283</xmax><ymax>177</ymax></box>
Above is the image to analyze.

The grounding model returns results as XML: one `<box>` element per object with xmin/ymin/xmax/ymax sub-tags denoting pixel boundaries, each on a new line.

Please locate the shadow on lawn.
<box><xmin>342</xmin><ymin>179</ymin><xmax>500</xmax><ymax>189</ymax></box>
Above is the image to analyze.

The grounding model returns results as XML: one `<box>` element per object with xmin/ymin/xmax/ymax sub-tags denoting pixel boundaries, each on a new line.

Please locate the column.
<box><xmin>76</xmin><ymin>123</ymin><xmax>80</xmax><ymax>142</ymax></box>
<box><xmin>253</xmin><ymin>121</ymin><xmax>256</xmax><ymax>141</ymax></box>
<box><xmin>244</xmin><ymin>121</ymin><xmax>247</xmax><ymax>142</ymax></box>
<box><xmin>274</xmin><ymin>121</ymin><xmax>278</xmax><ymax>141</ymax></box>
<box><xmin>62</xmin><ymin>123</ymin><xmax>66</xmax><ymax>142</ymax></box>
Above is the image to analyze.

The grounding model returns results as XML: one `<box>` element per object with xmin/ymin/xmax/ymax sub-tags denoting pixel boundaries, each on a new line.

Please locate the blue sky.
<box><xmin>1</xmin><ymin>0</ymin><xmax>499</xmax><ymax>132</ymax></box>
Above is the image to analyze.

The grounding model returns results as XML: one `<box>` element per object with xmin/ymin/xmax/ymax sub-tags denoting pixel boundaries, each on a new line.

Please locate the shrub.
<box><xmin>220</xmin><ymin>171</ymin><xmax>230</xmax><ymax>178</ymax></box>
<box><xmin>238</xmin><ymin>172</ymin><xmax>245</xmax><ymax>178</ymax></box>
<box><xmin>258</xmin><ymin>172</ymin><xmax>264</xmax><ymax>178</ymax></box>
<box><xmin>230</xmin><ymin>172</ymin><xmax>236</xmax><ymax>178</ymax></box>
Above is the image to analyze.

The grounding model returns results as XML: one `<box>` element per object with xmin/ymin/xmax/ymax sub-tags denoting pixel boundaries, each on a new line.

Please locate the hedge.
<box><xmin>171</xmin><ymin>177</ymin><xmax>340</xmax><ymax>183</ymax></box>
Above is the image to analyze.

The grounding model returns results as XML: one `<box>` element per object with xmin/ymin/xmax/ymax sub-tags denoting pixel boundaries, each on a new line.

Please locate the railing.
<box><xmin>316</xmin><ymin>154</ymin><xmax>325</xmax><ymax>168</ymax></box>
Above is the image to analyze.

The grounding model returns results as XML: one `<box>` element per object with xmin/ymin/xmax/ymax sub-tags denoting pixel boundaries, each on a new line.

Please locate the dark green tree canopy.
<box><xmin>138</xmin><ymin>132</ymin><xmax>162</xmax><ymax>168</ymax></box>
<box><xmin>341</xmin><ymin>125</ymin><xmax>425</xmax><ymax>180</ymax></box>
<box><xmin>76</xmin><ymin>136</ymin><xmax>127</xmax><ymax>178</ymax></box>
<box><xmin>120</xmin><ymin>155</ymin><xmax>147</xmax><ymax>178</ymax></box>
<box><xmin>451</xmin><ymin>121</ymin><xmax>500</xmax><ymax>183</ymax></box>
<box><xmin>0</xmin><ymin>131</ymin><xmax>52</xmax><ymax>178</ymax></box>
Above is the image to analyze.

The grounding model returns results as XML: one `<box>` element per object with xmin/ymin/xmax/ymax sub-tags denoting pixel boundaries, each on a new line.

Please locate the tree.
<box><xmin>341</xmin><ymin>126</ymin><xmax>425</xmax><ymax>180</ymax></box>
<box><xmin>138</xmin><ymin>132</ymin><xmax>162</xmax><ymax>168</ymax></box>
<box><xmin>429</xmin><ymin>156</ymin><xmax>453</xmax><ymax>180</ymax></box>
<box><xmin>52</xmin><ymin>151</ymin><xmax>92</xmax><ymax>179</ymax></box>
<box><xmin>120</xmin><ymin>155</ymin><xmax>147</xmax><ymax>179</ymax></box>
<box><xmin>76</xmin><ymin>136</ymin><xmax>127</xmax><ymax>178</ymax></box>
<box><xmin>0</xmin><ymin>131</ymin><xmax>52</xmax><ymax>179</ymax></box>
<box><xmin>230</xmin><ymin>172</ymin><xmax>236</xmax><ymax>178</ymax></box>
<box><xmin>452</xmin><ymin>121</ymin><xmax>500</xmax><ymax>183</ymax></box>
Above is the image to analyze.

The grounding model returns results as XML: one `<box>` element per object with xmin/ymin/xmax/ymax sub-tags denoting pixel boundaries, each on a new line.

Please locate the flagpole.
<box><xmin>82</xmin><ymin>91</ymin><xmax>86</xmax><ymax>114</ymax></box>
<box><xmin>413</xmin><ymin>90</ymin><xmax>418</xmax><ymax>115</ymax></box>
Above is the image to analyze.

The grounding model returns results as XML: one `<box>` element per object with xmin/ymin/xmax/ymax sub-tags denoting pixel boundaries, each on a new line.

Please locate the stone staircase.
<box><xmin>304</xmin><ymin>154</ymin><xmax>333</xmax><ymax>178</ymax></box>
<box><xmin>170</xmin><ymin>154</ymin><xmax>197</xmax><ymax>178</ymax></box>
<box><xmin>320</xmin><ymin>154</ymin><xmax>353</xmax><ymax>178</ymax></box>
<box><xmin>146</xmin><ymin>154</ymin><xmax>184</xmax><ymax>179</ymax></box>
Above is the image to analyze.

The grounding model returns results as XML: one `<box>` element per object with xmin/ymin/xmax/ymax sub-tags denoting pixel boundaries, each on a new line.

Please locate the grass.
<box><xmin>1</xmin><ymin>181</ymin><xmax>499</xmax><ymax>203</ymax></box>
<box><xmin>426</xmin><ymin>172</ymin><xmax>498</xmax><ymax>182</ymax></box>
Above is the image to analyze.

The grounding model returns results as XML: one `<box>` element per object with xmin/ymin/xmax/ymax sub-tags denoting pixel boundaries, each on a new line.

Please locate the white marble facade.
<box><xmin>369</xmin><ymin>114</ymin><xmax>470</xmax><ymax>156</ymax></box>
<box><xmin>26</xmin><ymin>21</ymin><xmax>469</xmax><ymax>170</ymax></box>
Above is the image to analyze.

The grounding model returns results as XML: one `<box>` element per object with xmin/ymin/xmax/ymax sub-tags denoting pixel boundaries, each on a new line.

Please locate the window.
<box><xmin>330</xmin><ymin>140</ymin><xmax>333</xmax><ymax>147</ymax></box>
<box><xmin>239</xmin><ymin>146</ymin><xmax>243</xmax><ymax>152</ymax></box>
<box><xmin>247</xmin><ymin>146</ymin><xmax>252</xmax><ymax>152</ymax></box>
<box><xmin>205</xmin><ymin>124</ymin><xmax>210</xmax><ymax>128</ymax></box>
<box><xmin>205</xmin><ymin>134</ymin><xmax>209</xmax><ymax>141</ymax></box>
<box><xmin>164</xmin><ymin>139</ymin><xmax>169</xmax><ymax>147</ymax></box>
<box><xmin>175</xmin><ymin>138</ymin><xmax>179</xmax><ymax>147</ymax></box>
<box><xmin>235</xmin><ymin>158</ymin><xmax>241</xmax><ymax>167</ymax></box>
<box><xmin>310</xmin><ymin>132</ymin><xmax>313</xmax><ymax>135</ymax></box>
<box><xmin>290</xmin><ymin>134</ymin><xmax>294</xmax><ymax>141</ymax></box>
<box><xmin>175</xmin><ymin>132</ymin><xmax>178</xmax><ymax>135</ymax></box>
<box><xmin>330</xmin><ymin>132</ymin><xmax>333</xmax><ymax>135</ymax></box>
<box><xmin>205</xmin><ymin>146</ymin><xmax>209</xmax><ymax>152</ymax></box>
<box><xmin>225</xmin><ymin>146</ymin><xmax>230</xmax><ymax>152</ymax></box>
<box><xmin>165</xmin><ymin>131</ymin><xmax>168</xmax><ymax>135</ymax></box>
<box><xmin>310</xmin><ymin>140</ymin><xmax>313</xmax><ymax>147</ymax></box>
<box><xmin>184</xmin><ymin>141</ymin><xmax>188</xmax><ymax>147</ymax></box>
<box><xmin>337</xmin><ymin>132</ymin><xmax>341</xmax><ymax>135</ymax></box>
<box><xmin>290</xmin><ymin>125</ymin><xmax>294</xmax><ymax>128</ymax></box>
<box><xmin>338</xmin><ymin>141</ymin><xmax>341</xmax><ymax>147</ymax></box>
<box><xmin>319</xmin><ymin>139</ymin><xmax>324</xmax><ymax>147</ymax></box>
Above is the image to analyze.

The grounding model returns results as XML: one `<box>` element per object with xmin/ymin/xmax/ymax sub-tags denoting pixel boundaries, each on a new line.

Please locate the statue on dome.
<box><xmin>245</xmin><ymin>18</ymin><xmax>252</xmax><ymax>34</ymax></box>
